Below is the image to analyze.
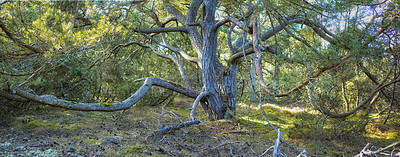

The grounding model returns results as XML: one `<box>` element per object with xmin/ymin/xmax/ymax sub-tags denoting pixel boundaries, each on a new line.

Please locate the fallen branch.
<box><xmin>146</xmin><ymin>120</ymin><xmax>201</xmax><ymax>140</ymax></box>
<box><xmin>0</xmin><ymin>89</ymin><xmax>28</xmax><ymax>102</ymax></box>
<box><xmin>261</xmin><ymin>146</ymin><xmax>274</xmax><ymax>157</ymax></box>
<box><xmin>355</xmin><ymin>141</ymin><xmax>400</xmax><ymax>157</ymax></box>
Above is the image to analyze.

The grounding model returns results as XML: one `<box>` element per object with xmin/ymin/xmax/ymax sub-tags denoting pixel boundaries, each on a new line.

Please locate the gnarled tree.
<box><xmin>1</xmin><ymin>0</ymin><xmax>399</xmax><ymax>120</ymax></box>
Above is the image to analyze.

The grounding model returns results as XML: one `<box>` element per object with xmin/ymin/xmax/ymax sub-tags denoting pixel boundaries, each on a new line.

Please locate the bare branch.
<box><xmin>0</xmin><ymin>89</ymin><xmax>28</xmax><ymax>102</ymax></box>
<box><xmin>259</xmin><ymin>16</ymin><xmax>337</xmax><ymax>45</ymax></box>
<box><xmin>148</xmin><ymin>12</ymin><xmax>199</xmax><ymax>64</ymax></box>
<box><xmin>146</xmin><ymin>120</ymin><xmax>201</xmax><ymax>140</ymax></box>
<box><xmin>148</xmin><ymin>12</ymin><xmax>195</xmax><ymax>89</ymax></box>
<box><xmin>184</xmin><ymin>0</ymin><xmax>203</xmax><ymax>54</ymax></box>
<box><xmin>13</xmin><ymin>77</ymin><xmax>200</xmax><ymax>111</ymax></box>
<box><xmin>190</xmin><ymin>91</ymin><xmax>209</xmax><ymax>120</ymax></box>
<box><xmin>273</xmin><ymin>129</ymin><xmax>281</xmax><ymax>157</ymax></box>
<box><xmin>356</xmin><ymin>141</ymin><xmax>400</xmax><ymax>157</ymax></box>
<box><xmin>161</xmin><ymin>17</ymin><xmax>177</xmax><ymax>27</ymax></box>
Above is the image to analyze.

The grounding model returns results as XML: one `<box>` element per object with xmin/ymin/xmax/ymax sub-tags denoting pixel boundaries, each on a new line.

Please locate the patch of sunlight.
<box><xmin>365</xmin><ymin>133</ymin><xmax>386</xmax><ymax>139</ymax></box>
<box><xmin>239</xmin><ymin>116</ymin><xmax>294</xmax><ymax>130</ymax></box>
<box><xmin>237</xmin><ymin>102</ymin><xmax>306</xmax><ymax>114</ymax></box>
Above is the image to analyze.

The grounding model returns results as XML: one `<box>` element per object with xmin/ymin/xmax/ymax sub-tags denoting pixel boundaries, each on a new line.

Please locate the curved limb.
<box><xmin>9</xmin><ymin>77</ymin><xmax>200</xmax><ymax>112</ymax></box>
<box><xmin>190</xmin><ymin>91</ymin><xmax>209</xmax><ymax>120</ymax></box>
<box><xmin>307</xmin><ymin>76</ymin><xmax>400</xmax><ymax>118</ymax></box>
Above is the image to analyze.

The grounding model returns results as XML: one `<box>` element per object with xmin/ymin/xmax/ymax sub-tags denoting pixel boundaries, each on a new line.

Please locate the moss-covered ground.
<box><xmin>1</xmin><ymin>97</ymin><xmax>399</xmax><ymax>156</ymax></box>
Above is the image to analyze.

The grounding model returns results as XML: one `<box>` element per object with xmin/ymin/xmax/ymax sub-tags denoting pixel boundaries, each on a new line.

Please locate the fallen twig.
<box><xmin>355</xmin><ymin>141</ymin><xmax>400</xmax><ymax>157</ymax></box>
<box><xmin>261</xmin><ymin>146</ymin><xmax>274</xmax><ymax>157</ymax></box>
<box><xmin>146</xmin><ymin>120</ymin><xmax>201</xmax><ymax>140</ymax></box>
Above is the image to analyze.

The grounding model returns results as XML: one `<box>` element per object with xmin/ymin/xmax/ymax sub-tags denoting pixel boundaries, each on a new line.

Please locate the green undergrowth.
<box><xmin>1</xmin><ymin>98</ymin><xmax>399</xmax><ymax>156</ymax></box>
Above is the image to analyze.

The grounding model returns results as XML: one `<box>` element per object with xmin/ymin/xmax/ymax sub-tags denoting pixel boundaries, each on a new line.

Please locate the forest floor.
<box><xmin>1</xmin><ymin>97</ymin><xmax>399</xmax><ymax>156</ymax></box>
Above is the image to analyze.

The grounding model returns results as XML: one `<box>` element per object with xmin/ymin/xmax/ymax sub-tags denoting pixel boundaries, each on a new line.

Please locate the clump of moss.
<box><xmin>124</xmin><ymin>145</ymin><xmax>144</xmax><ymax>153</ymax></box>
<box><xmin>87</xmin><ymin>139</ymin><xmax>102</xmax><ymax>145</ymax></box>
<box><xmin>386</xmin><ymin>132</ymin><xmax>400</xmax><ymax>139</ymax></box>
<box><xmin>282</xmin><ymin>110</ymin><xmax>293</xmax><ymax>115</ymax></box>
<box><xmin>26</xmin><ymin>120</ymin><xmax>60</xmax><ymax>128</ymax></box>
<box><xmin>62</xmin><ymin>122</ymin><xmax>86</xmax><ymax>131</ymax></box>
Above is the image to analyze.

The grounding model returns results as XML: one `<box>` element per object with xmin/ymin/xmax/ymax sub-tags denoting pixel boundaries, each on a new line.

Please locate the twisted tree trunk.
<box><xmin>200</xmin><ymin>0</ymin><xmax>226</xmax><ymax>119</ymax></box>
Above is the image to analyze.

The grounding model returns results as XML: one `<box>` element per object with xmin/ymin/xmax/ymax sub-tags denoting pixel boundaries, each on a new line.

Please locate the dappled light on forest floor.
<box><xmin>1</xmin><ymin>98</ymin><xmax>399</xmax><ymax>156</ymax></box>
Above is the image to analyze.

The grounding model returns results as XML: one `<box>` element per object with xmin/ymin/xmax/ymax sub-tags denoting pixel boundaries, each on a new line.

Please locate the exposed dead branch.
<box><xmin>146</xmin><ymin>120</ymin><xmax>201</xmax><ymax>140</ymax></box>
<box><xmin>261</xmin><ymin>146</ymin><xmax>275</xmax><ymax>157</ymax></box>
<box><xmin>355</xmin><ymin>141</ymin><xmax>400</xmax><ymax>157</ymax></box>
<box><xmin>0</xmin><ymin>89</ymin><xmax>28</xmax><ymax>102</ymax></box>
<box><xmin>273</xmin><ymin>129</ymin><xmax>281</xmax><ymax>157</ymax></box>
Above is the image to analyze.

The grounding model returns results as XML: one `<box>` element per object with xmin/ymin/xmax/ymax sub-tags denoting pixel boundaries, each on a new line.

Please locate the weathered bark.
<box><xmin>221</xmin><ymin>63</ymin><xmax>238</xmax><ymax>119</ymax></box>
<box><xmin>0</xmin><ymin>89</ymin><xmax>29</xmax><ymax>102</ymax></box>
<box><xmin>201</xmin><ymin>0</ymin><xmax>226</xmax><ymax>119</ymax></box>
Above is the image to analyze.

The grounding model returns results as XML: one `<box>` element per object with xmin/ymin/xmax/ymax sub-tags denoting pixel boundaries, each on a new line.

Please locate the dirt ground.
<box><xmin>1</xmin><ymin>97</ymin><xmax>399</xmax><ymax>156</ymax></box>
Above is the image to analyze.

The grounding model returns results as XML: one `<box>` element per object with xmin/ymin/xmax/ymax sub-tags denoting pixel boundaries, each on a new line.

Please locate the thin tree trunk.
<box><xmin>342</xmin><ymin>80</ymin><xmax>350</xmax><ymax>112</ymax></box>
